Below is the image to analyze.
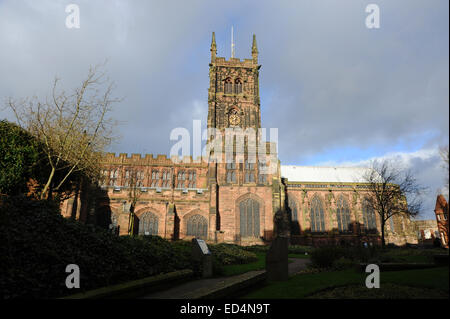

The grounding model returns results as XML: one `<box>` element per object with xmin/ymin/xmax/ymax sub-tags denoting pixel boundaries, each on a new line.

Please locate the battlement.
<box><xmin>213</xmin><ymin>56</ymin><xmax>257</xmax><ymax>68</ymax></box>
<box><xmin>102</xmin><ymin>152</ymin><xmax>207</xmax><ymax>166</ymax></box>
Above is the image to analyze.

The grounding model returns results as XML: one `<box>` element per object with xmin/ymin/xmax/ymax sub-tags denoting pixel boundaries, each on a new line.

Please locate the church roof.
<box><xmin>280</xmin><ymin>165</ymin><xmax>373</xmax><ymax>183</ymax></box>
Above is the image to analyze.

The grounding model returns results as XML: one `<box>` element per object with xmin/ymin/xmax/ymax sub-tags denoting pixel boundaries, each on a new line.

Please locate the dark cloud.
<box><xmin>0</xmin><ymin>0</ymin><xmax>448</xmax><ymax>218</ymax></box>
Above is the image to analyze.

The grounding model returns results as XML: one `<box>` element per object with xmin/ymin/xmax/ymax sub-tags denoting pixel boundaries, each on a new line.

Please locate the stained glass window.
<box><xmin>289</xmin><ymin>198</ymin><xmax>300</xmax><ymax>235</ymax></box>
<box><xmin>138</xmin><ymin>212</ymin><xmax>158</xmax><ymax>236</ymax></box>
<box><xmin>186</xmin><ymin>214</ymin><xmax>208</xmax><ymax>239</ymax></box>
<box><xmin>362</xmin><ymin>199</ymin><xmax>377</xmax><ymax>231</ymax></box>
<box><xmin>336</xmin><ymin>196</ymin><xmax>351</xmax><ymax>232</ymax></box>
<box><xmin>389</xmin><ymin>216</ymin><xmax>395</xmax><ymax>232</ymax></box>
<box><xmin>239</xmin><ymin>198</ymin><xmax>260</xmax><ymax>238</ymax></box>
<box><xmin>310</xmin><ymin>196</ymin><xmax>325</xmax><ymax>232</ymax></box>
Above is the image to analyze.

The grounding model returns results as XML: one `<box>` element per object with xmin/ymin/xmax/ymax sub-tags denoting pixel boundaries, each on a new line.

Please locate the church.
<box><xmin>61</xmin><ymin>33</ymin><xmax>417</xmax><ymax>246</ymax></box>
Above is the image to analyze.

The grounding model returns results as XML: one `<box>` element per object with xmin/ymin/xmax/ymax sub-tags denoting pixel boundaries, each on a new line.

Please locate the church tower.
<box><xmin>207</xmin><ymin>32</ymin><xmax>261</xmax><ymax>131</ymax></box>
<box><xmin>205</xmin><ymin>32</ymin><xmax>279</xmax><ymax>245</ymax></box>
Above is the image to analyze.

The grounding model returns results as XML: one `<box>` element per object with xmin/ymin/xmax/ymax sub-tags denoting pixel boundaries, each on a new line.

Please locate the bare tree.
<box><xmin>6</xmin><ymin>64</ymin><xmax>120</xmax><ymax>200</ymax></box>
<box><xmin>362</xmin><ymin>160</ymin><xmax>426</xmax><ymax>248</ymax></box>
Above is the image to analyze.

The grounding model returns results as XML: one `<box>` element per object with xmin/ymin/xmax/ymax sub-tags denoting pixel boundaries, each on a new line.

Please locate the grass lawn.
<box><xmin>307</xmin><ymin>283</ymin><xmax>447</xmax><ymax>299</ymax></box>
<box><xmin>221</xmin><ymin>252</ymin><xmax>310</xmax><ymax>277</ymax></box>
<box><xmin>221</xmin><ymin>252</ymin><xmax>266</xmax><ymax>277</ymax></box>
<box><xmin>241</xmin><ymin>266</ymin><xmax>449</xmax><ymax>299</ymax></box>
<box><xmin>378</xmin><ymin>248</ymin><xmax>444</xmax><ymax>263</ymax></box>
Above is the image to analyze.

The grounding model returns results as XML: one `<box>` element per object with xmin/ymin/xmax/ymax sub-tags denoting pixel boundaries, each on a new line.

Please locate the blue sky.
<box><xmin>0</xmin><ymin>0</ymin><xmax>448</xmax><ymax>219</ymax></box>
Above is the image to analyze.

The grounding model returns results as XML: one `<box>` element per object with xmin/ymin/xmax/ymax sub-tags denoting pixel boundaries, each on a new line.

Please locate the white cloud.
<box><xmin>316</xmin><ymin>146</ymin><xmax>448</xmax><ymax>220</ymax></box>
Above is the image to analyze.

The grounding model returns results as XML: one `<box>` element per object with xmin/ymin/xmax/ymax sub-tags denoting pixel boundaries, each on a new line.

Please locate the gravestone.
<box><xmin>266</xmin><ymin>236</ymin><xmax>289</xmax><ymax>281</ymax></box>
<box><xmin>191</xmin><ymin>238</ymin><xmax>213</xmax><ymax>278</ymax></box>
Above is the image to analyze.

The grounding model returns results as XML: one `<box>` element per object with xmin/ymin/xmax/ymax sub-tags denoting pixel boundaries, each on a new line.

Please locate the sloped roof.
<box><xmin>280</xmin><ymin>165</ymin><xmax>373</xmax><ymax>183</ymax></box>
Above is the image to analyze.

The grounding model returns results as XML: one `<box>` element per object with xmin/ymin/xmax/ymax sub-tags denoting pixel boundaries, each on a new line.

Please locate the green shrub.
<box><xmin>288</xmin><ymin>245</ymin><xmax>314</xmax><ymax>255</ymax></box>
<box><xmin>332</xmin><ymin>257</ymin><xmax>355</xmax><ymax>270</ymax></box>
<box><xmin>0</xmin><ymin>196</ymin><xmax>191</xmax><ymax>299</ymax></box>
<box><xmin>310</xmin><ymin>246</ymin><xmax>347</xmax><ymax>269</ymax></box>
<box><xmin>242</xmin><ymin>245</ymin><xmax>270</xmax><ymax>254</ymax></box>
<box><xmin>209</xmin><ymin>244</ymin><xmax>258</xmax><ymax>265</ymax></box>
<box><xmin>0</xmin><ymin>120</ymin><xmax>41</xmax><ymax>195</ymax></box>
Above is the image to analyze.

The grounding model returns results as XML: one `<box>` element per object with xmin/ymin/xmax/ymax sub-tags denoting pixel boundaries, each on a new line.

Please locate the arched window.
<box><xmin>227</xmin><ymin>171</ymin><xmax>236</xmax><ymax>183</ymax></box>
<box><xmin>234</xmin><ymin>78</ymin><xmax>242</xmax><ymax>94</ymax></box>
<box><xmin>289</xmin><ymin>198</ymin><xmax>300</xmax><ymax>235</ymax></box>
<box><xmin>151</xmin><ymin>170</ymin><xmax>159</xmax><ymax>188</ymax></box>
<box><xmin>389</xmin><ymin>216</ymin><xmax>395</xmax><ymax>233</ymax></box>
<box><xmin>244</xmin><ymin>159</ymin><xmax>255</xmax><ymax>183</ymax></box>
<box><xmin>258</xmin><ymin>161</ymin><xmax>267</xmax><ymax>184</ymax></box>
<box><xmin>310</xmin><ymin>195</ymin><xmax>325</xmax><ymax>232</ymax></box>
<box><xmin>226</xmin><ymin>158</ymin><xmax>237</xmax><ymax>183</ymax></box>
<box><xmin>239</xmin><ymin>198</ymin><xmax>260</xmax><ymax>238</ymax></box>
<box><xmin>362</xmin><ymin>199</ymin><xmax>377</xmax><ymax>232</ymax></box>
<box><xmin>138</xmin><ymin>212</ymin><xmax>159</xmax><ymax>236</ymax></box>
<box><xmin>224</xmin><ymin>77</ymin><xmax>233</xmax><ymax>94</ymax></box>
<box><xmin>336</xmin><ymin>196</ymin><xmax>351</xmax><ymax>232</ymax></box>
<box><xmin>186</xmin><ymin>214</ymin><xmax>208</xmax><ymax>239</ymax></box>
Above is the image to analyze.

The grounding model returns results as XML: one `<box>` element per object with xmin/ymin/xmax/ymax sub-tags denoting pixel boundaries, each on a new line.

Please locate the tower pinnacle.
<box><xmin>252</xmin><ymin>34</ymin><xmax>258</xmax><ymax>63</ymax></box>
<box><xmin>210</xmin><ymin>32</ymin><xmax>217</xmax><ymax>61</ymax></box>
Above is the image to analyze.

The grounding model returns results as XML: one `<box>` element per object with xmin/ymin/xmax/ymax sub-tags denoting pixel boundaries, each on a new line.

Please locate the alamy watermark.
<box><xmin>365</xmin><ymin>4</ymin><xmax>380</xmax><ymax>29</ymax></box>
<box><xmin>65</xmin><ymin>264</ymin><xmax>80</xmax><ymax>289</ymax></box>
<box><xmin>65</xmin><ymin>4</ymin><xmax>80</xmax><ymax>29</ymax></box>
<box><xmin>365</xmin><ymin>264</ymin><xmax>380</xmax><ymax>288</ymax></box>
<box><xmin>169</xmin><ymin>120</ymin><xmax>279</xmax><ymax>175</ymax></box>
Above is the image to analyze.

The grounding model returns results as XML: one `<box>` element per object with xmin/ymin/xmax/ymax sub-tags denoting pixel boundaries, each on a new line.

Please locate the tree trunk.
<box><xmin>41</xmin><ymin>167</ymin><xmax>55</xmax><ymax>200</ymax></box>
<box><xmin>381</xmin><ymin>220</ymin><xmax>386</xmax><ymax>248</ymax></box>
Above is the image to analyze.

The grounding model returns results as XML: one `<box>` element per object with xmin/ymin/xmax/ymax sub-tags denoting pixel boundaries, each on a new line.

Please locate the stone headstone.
<box><xmin>192</xmin><ymin>238</ymin><xmax>213</xmax><ymax>278</ymax></box>
<box><xmin>266</xmin><ymin>236</ymin><xmax>289</xmax><ymax>281</ymax></box>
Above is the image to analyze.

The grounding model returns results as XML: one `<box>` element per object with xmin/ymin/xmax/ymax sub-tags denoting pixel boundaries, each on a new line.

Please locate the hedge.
<box><xmin>0</xmin><ymin>196</ymin><xmax>189</xmax><ymax>299</ymax></box>
<box><xmin>0</xmin><ymin>196</ymin><xmax>259</xmax><ymax>299</ymax></box>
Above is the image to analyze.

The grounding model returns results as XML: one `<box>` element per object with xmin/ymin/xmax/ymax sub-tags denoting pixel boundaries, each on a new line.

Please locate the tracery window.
<box><xmin>136</xmin><ymin>170</ymin><xmax>144</xmax><ymax>187</ymax></box>
<box><xmin>109</xmin><ymin>169</ymin><xmax>119</xmax><ymax>186</ymax></box>
<box><xmin>310</xmin><ymin>195</ymin><xmax>325</xmax><ymax>232</ymax></box>
<box><xmin>336</xmin><ymin>196</ymin><xmax>351</xmax><ymax>232</ymax></box>
<box><xmin>234</xmin><ymin>78</ymin><xmax>242</xmax><ymax>94</ymax></box>
<box><xmin>138</xmin><ymin>212</ymin><xmax>159</xmax><ymax>236</ymax></box>
<box><xmin>289</xmin><ymin>198</ymin><xmax>300</xmax><ymax>235</ymax></box>
<box><xmin>389</xmin><ymin>216</ymin><xmax>395</xmax><ymax>233</ymax></box>
<box><xmin>161</xmin><ymin>170</ymin><xmax>171</xmax><ymax>188</ymax></box>
<box><xmin>244</xmin><ymin>159</ymin><xmax>256</xmax><ymax>183</ymax></box>
<box><xmin>187</xmin><ymin>170</ymin><xmax>197</xmax><ymax>188</ymax></box>
<box><xmin>177</xmin><ymin>170</ymin><xmax>186</xmax><ymax>189</ymax></box>
<box><xmin>258</xmin><ymin>160</ymin><xmax>267</xmax><ymax>184</ymax></box>
<box><xmin>124</xmin><ymin>169</ymin><xmax>145</xmax><ymax>188</ymax></box>
<box><xmin>151</xmin><ymin>170</ymin><xmax>160</xmax><ymax>188</ymax></box>
<box><xmin>362</xmin><ymin>199</ymin><xmax>377</xmax><ymax>232</ymax></box>
<box><xmin>224</xmin><ymin>77</ymin><xmax>233</xmax><ymax>94</ymax></box>
<box><xmin>239</xmin><ymin>198</ymin><xmax>260</xmax><ymax>238</ymax></box>
<box><xmin>186</xmin><ymin>214</ymin><xmax>208</xmax><ymax>239</ymax></box>
<box><xmin>226</xmin><ymin>160</ymin><xmax>237</xmax><ymax>183</ymax></box>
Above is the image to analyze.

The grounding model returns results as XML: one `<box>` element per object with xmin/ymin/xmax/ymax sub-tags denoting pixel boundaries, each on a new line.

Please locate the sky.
<box><xmin>0</xmin><ymin>0</ymin><xmax>448</xmax><ymax>219</ymax></box>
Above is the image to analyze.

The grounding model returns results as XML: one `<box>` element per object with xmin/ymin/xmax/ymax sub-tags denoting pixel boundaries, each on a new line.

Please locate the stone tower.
<box><xmin>205</xmin><ymin>32</ymin><xmax>279</xmax><ymax>245</ymax></box>
<box><xmin>207</xmin><ymin>32</ymin><xmax>261</xmax><ymax>131</ymax></box>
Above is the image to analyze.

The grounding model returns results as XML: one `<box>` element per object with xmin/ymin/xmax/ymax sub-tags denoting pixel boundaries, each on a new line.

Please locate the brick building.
<box><xmin>413</xmin><ymin>219</ymin><xmax>440</xmax><ymax>247</ymax></box>
<box><xmin>434</xmin><ymin>194</ymin><xmax>449</xmax><ymax>248</ymax></box>
<box><xmin>61</xmin><ymin>33</ymin><xmax>417</xmax><ymax>246</ymax></box>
